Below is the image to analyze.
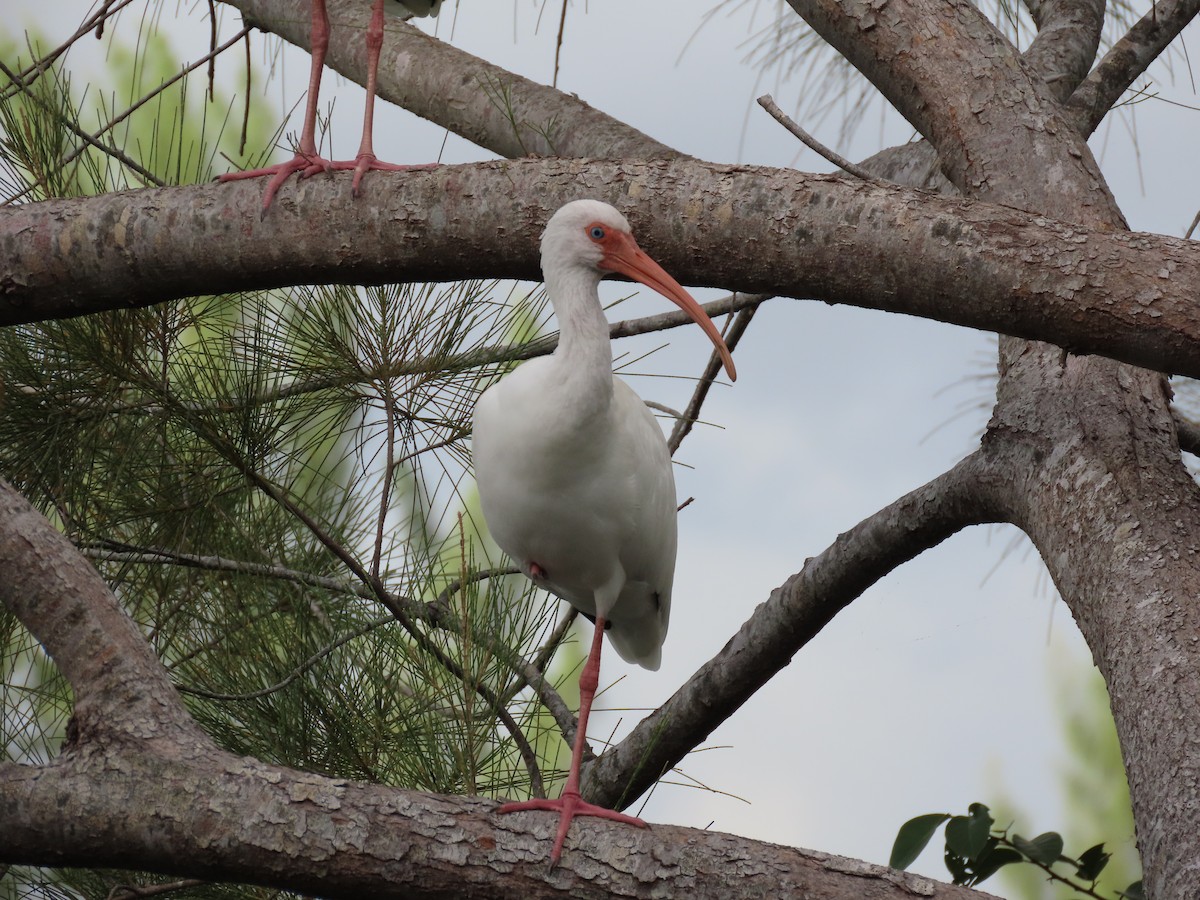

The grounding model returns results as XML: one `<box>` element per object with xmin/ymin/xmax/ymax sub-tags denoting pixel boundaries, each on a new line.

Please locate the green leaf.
<box><xmin>944</xmin><ymin>849</ymin><xmax>970</xmax><ymax>885</ymax></box>
<box><xmin>1119</xmin><ymin>880</ymin><xmax>1145</xmax><ymax>900</ymax></box>
<box><xmin>1012</xmin><ymin>831</ymin><xmax>1065</xmax><ymax>866</ymax></box>
<box><xmin>1075</xmin><ymin>842</ymin><xmax>1111</xmax><ymax>881</ymax></box>
<box><xmin>890</xmin><ymin>813</ymin><xmax>950</xmax><ymax>870</ymax></box>
<box><xmin>946</xmin><ymin>805</ymin><xmax>992</xmax><ymax>860</ymax></box>
<box><xmin>966</xmin><ymin>802</ymin><xmax>992</xmax><ymax>821</ymax></box>
<box><xmin>969</xmin><ymin>846</ymin><xmax>1023</xmax><ymax>884</ymax></box>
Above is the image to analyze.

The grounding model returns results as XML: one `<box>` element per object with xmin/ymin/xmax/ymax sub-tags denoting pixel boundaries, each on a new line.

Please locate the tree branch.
<box><xmin>1067</xmin><ymin>0</ymin><xmax>1200</xmax><ymax>136</ymax></box>
<box><xmin>0</xmin><ymin>740</ymin><xmax>998</xmax><ymax>899</ymax></box>
<box><xmin>1022</xmin><ymin>0</ymin><xmax>1105</xmax><ymax>101</ymax></box>
<box><xmin>0</xmin><ymin>479</ymin><xmax>201</xmax><ymax>745</ymax></box>
<box><xmin>790</xmin><ymin>2</ymin><xmax>1200</xmax><ymax>895</ymax></box>
<box><xmin>5</xmin><ymin>160</ymin><xmax>1200</xmax><ymax>378</ymax></box>
<box><xmin>584</xmin><ymin>452</ymin><xmax>999</xmax><ymax>809</ymax></box>
<box><xmin>668</xmin><ymin>298</ymin><xmax>764</xmax><ymax>455</ymax></box>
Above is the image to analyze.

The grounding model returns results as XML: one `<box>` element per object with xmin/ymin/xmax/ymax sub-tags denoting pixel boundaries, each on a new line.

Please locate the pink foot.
<box><xmin>528</xmin><ymin>561</ymin><xmax>547</xmax><ymax>580</ymax></box>
<box><xmin>498</xmin><ymin>789</ymin><xmax>647</xmax><ymax>865</ymax></box>
<box><xmin>221</xmin><ymin>153</ymin><xmax>438</xmax><ymax>212</ymax></box>
<box><xmin>219</xmin><ymin>152</ymin><xmax>334</xmax><ymax>215</ymax></box>
<box><xmin>327</xmin><ymin>153</ymin><xmax>438</xmax><ymax>197</ymax></box>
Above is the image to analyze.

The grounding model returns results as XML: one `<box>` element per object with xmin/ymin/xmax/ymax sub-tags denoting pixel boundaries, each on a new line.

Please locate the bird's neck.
<box><xmin>545</xmin><ymin>265</ymin><xmax>616</xmax><ymax>408</ymax></box>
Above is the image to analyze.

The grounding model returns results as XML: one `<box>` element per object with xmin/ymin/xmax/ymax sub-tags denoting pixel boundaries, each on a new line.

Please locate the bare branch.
<box><xmin>757</xmin><ymin>95</ymin><xmax>884</xmax><ymax>184</ymax></box>
<box><xmin>7</xmin><ymin>160</ymin><xmax>1200</xmax><ymax>381</ymax></box>
<box><xmin>1067</xmin><ymin>0</ymin><xmax>1200</xmax><ymax>136</ymax></box>
<box><xmin>585</xmin><ymin>452</ymin><xmax>999</xmax><ymax>809</ymax></box>
<box><xmin>1022</xmin><ymin>0</ymin><xmax>1105</xmax><ymax>101</ymax></box>
<box><xmin>0</xmin><ymin>479</ymin><xmax>201</xmax><ymax>742</ymax></box>
<box><xmin>668</xmin><ymin>298</ymin><xmax>765</xmax><ymax>455</ymax></box>
<box><xmin>0</xmin><ymin>742</ymin><xmax>999</xmax><ymax>899</ymax></box>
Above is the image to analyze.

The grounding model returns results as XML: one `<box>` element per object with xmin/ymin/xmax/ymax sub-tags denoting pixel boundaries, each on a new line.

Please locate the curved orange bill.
<box><xmin>599</xmin><ymin>232</ymin><xmax>737</xmax><ymax>381</ymax></box>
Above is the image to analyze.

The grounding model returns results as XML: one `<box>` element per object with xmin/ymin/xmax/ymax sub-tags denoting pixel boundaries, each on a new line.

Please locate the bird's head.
<box><xmin>541</xmin><ymin>199</ymin><xmax>737</xmax><ymax>381</ymax></box>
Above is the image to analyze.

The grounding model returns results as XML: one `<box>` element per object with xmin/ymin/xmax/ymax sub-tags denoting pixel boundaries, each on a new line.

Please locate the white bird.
<box><xmin>221</xmin><ymin>0</ymin><xmax>440</xmax><ymax>213</ymax></box>
<box><xmin>473</xmin><ymin>199</ymin><xmax>737</xmax><ymax>864</ymax></box>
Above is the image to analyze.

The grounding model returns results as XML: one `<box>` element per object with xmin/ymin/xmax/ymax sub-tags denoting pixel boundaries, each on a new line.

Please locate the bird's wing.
<box><xmin>599</xmin><ymin>378</ymin><xmax>677</xmax><ymax>670</ymax></box>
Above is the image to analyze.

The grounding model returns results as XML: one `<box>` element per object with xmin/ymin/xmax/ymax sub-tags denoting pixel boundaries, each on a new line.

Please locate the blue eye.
<box><xmin>588</xmin><ymin>225</ymin><xmax>606</xmax><ymax>240</ymax></box>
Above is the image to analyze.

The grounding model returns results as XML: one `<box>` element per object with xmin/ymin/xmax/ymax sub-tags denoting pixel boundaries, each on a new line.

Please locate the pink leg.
<box><xmin>332</xmin><ymin>0</ymin><xmax>437</xmax><ymax>196</ymax></box>
<box><xmin>220</xmin><ymin>0</ymin><xmax>435</xmax><ymax>212</ymax></box>
<box><xmin>497</xmin><ymin>616</ymin><xmax>647</xmax><ymax>865</ymax></box>
<box><xmin>219</xmin><ymin>0</ymin><xmax>337</xmax><ymax>214</ymax></box>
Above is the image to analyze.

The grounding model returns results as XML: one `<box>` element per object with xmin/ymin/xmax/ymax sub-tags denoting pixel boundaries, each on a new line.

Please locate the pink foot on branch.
<box><xmin>220</xmin><ymin>153</ymin><xmax>439</xmax><ymax>213</ymax></box>
<box><xmin>498</xmin><ymin>789</ymin><xmax>647</xmax><ymax>865</ymax></box>
<box><xmin>219</xmin><ymin>152</ymin><xmax>334</xmax><ymax>216</ymax></box>
<box><xmin>328</xmin><ymin>154</ymin><xmax>438</xmax><ymax>197</ymax></box>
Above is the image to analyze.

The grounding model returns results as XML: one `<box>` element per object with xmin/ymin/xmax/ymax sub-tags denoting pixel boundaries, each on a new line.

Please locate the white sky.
<box><xmin>9</xmin><ymin>1</ymin><xmax>1200</xmax><ymax>894</ymax></box>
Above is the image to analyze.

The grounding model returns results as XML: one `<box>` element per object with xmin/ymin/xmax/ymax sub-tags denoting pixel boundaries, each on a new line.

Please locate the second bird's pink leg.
<box><xmin>220</xmin><ymin>0</ymin><xmax>435</xmax><ymax>211</ymax></box>
<box><xmin>332</xmin><ymin>0</ymin><xmax>437</xmax><ymax>196</ymax></box>
<box><xmin>218</xmin><ymin>0</ymin><xmax>336</xmax><ymax>213</ymax></box>
<box><xmin>497</xmin><ymin>615</ymin><xmax>647</xmax><ymax>865</ymax></box>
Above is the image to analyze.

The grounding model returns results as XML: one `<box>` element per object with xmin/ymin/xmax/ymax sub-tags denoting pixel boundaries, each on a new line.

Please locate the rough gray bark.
<box><xmin>0</xmin><ymin>474</ymin><xmax>998</xmax><ymax>900</ymax></box>
<box><xmin>3</xmin><ymin>0</ymin><xmax>1199</xmax><ymax>896</ymax></box>
<box><xmin>3</xmin><ymin>162</ymin><xmax>1200</xmax><ymax>379</ymax></box>
<box><xmin>1022</xmin><ymin>0</ymin><xmax>1105</xmax><ymax>101</ymax></box>
<box><xmin>1066</xmin><ymin>0</ymin><xmax>1200</xmax><ymax>133</ymax></box>
<box><xmin>786</xmin><ymin>1</ymin><xmax>1200</xmax><ymax>896</ymax></box>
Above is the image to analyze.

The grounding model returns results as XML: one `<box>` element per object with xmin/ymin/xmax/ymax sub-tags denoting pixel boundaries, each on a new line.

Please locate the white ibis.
<box><xmin>220</xmin><ymin>0</ymin><xmax>440</xmax><ymax>212</ymax></box>
<box><xmin>473</xmin><ymin>199</ymin><xmax>737</xmax><ymax>864</ymax></box>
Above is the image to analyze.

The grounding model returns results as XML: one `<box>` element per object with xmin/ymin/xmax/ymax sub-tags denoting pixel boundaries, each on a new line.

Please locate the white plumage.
<box><xmin>473</xmin><ymin>199</ymin><xmax>736</xmax><ymax>863</ymax></box>
<box><xmin>385</xmin><ymin>0</ymin><xmax>443</xmax><ymax>18</ymax></box>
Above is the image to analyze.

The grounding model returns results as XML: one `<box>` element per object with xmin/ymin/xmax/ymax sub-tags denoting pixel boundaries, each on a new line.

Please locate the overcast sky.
<box><xmin>9</xmin><ymin>2</ymin><xmax>1200</xmax><ymax>894</ymax></box>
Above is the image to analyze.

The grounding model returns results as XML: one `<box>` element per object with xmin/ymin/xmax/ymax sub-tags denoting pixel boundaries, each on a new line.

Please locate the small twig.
<box><xmin>373</xmin><ymin>385</ymin><xmax>399</xmax><ymax>580</ymax></box>
<box><xmin>1186</xmin><ymin>208</ymin><xmax>1200</xmax><ymax>240</ymax></box>
<box><xmin>644</xmin><ymin>400</ymin><xmax>687</xmax><ymax>421</ymax></box>
<box><xmin>206</xmin><ymin>0</ymin><xmax>218</xmax><ymax>102</ymax></box>
<box><xmin>0</xmin><ymin>58</ymin><xmax>163</xmax><ymax>192</ymax></box>
<box><xmin>502</xmin><ymin>607</ymin><xmax>580</xmax><ymax>743</ymax></box>
<box><xmin>4</xmin><ymin>0</ymin><xmax>138</xmax><ymax>96</ymax></box>
<box><xmin>0</xmin><ymin>23</ymin><xmax>253</xmax><ymax>204</ymax></box>
<box><xmin>93</xmin><ymin>544</ymin><xmax>562</xmax><ymax>747</ymax></box>
<box><xmin>757</xmin><ymin>94</ymin><xmax>885</xmax><ymax>184</ymax></box>
<box><xmin>80</xmin><ymin>544</ymin><xmax>368</xmax><ymax>598</ymax></box>
<box><xmin>177</xmin><ymin>614</ymin><xmax>394</xmax><ymax>701</ymax></box>
<box><xmin>992</xmin><ymin>834</ymin><xmax>1112</xmax><ymax>900</ymax></box>
<box><xmin>191</xmin><ymin>440</ymin><xmax>550</xmax><ymax>798</ymax></box>
<box><xmin>668</xmin><ymin>297</ymin><xmax>766</xmax><ymax>454</ymax></box>
<box><xmin>457</xmin><ymin>513</ymin><xmax>479</xmax><ymax>795</ymax></box>
<box><xmin>552</xmin><ymin>0</ymin><xmax>569</xmax><ymax>89</ymax></box>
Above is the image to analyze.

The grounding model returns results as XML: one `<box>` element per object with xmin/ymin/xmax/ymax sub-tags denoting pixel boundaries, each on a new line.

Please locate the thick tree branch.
<box><xmin>4</xmin><ymin>160</ymin><xmax>1200</xmax><ymax>381</ymax></box>
<box><xmin>1174</xmin><ymin>409</ymin><xmax>1200</xmax><ymax>457</ymax></box>
<box><xmin>785</xmin><ymin>0</ymin><xmax>1120</xmax><ymax>218</ymax></box>
<box><xmin>0</xmin><ymin>478</ymin><xmax>201</xmax><ymax>746</ymax></box>
<box><xmin>1067</xmin><ymin>0</ymin><xmax>1200</xmax><ymax>135</ymax></box>
<box><xmin>1022</xmin><ymin>0</ymin><xmax>1105</xmax><ymax>101</ymax></box>
<box><xmin>0</xmin><ymin>742</ymin><xmax>997</xmax><ymax>900</ymax></box>
<box><xmin>0</xmin><ymin>463</ymin><xmax>1000</xmax><ymax>898</ymax></box>
<box><xmin>786</xmin><ymin>1</ymin><xmax>1200</xmax><ymax>895</ymax></box>
<box><xmin>584</xmin><ymin>453</ymin><xmax>999</xmax><ymax>809</ymax></box>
